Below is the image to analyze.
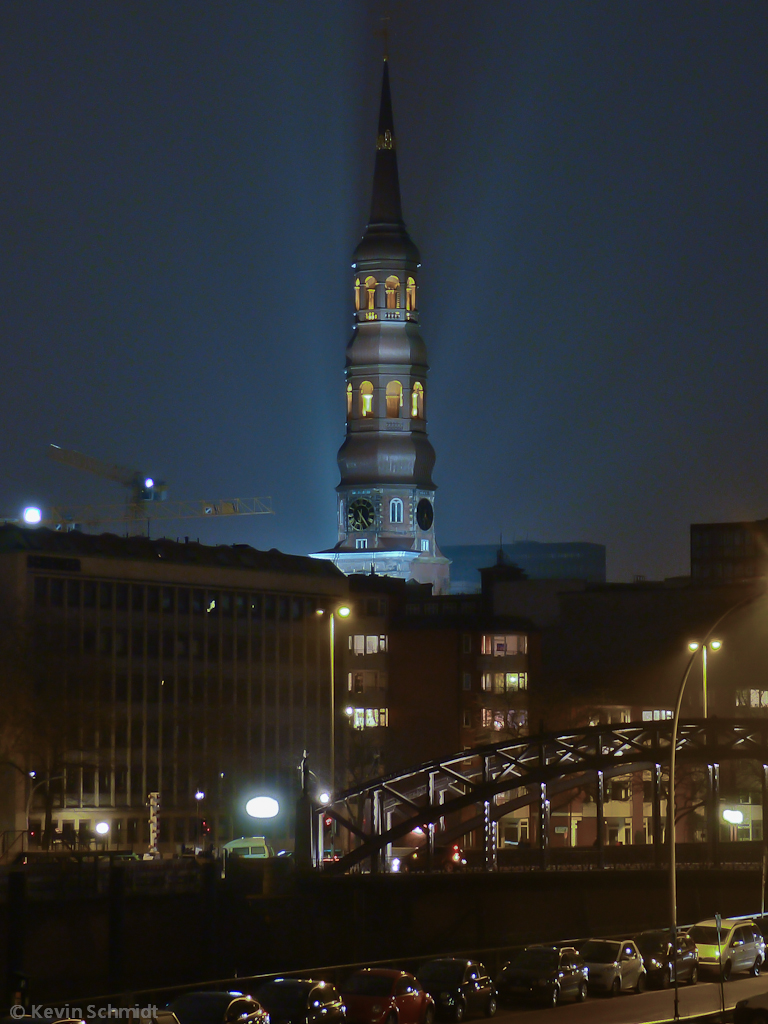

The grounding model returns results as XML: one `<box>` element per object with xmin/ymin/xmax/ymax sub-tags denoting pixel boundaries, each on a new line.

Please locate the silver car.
<box><xmin>579</xmin><ymin>939</ymin><xmax>646</xmax><ymax>995</ymax></box>
<box><xmin>687</xmin><ymin>919</ymin><xmax>765</xmax><ymax>981</ymax></box>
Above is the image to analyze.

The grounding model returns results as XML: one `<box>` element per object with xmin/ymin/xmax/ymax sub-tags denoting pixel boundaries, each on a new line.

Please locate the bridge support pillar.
<box><xmin>707</xmin><ymin>763</ymin><xmax>720</xmax><ymax>867</ymax></box>
<box><xmin>596</xmin><ymin>769</ymin><xmax>605</xmax><ymax>868</ymax></box>
<box><xmin>370</xmin><ymin>790</ymin><xmax>382</xmax><ymax>874</ymax></box>
<box><xmin>652</xmin><ymin>762</ymin><xmax>662</xmax><ymax>866</ymax></box>
<box><xmin>428</xmin><ymin>772</ymin><xmax>437</xmax><ymax>871</ymax></box>
<box><xmin>538</xmin><ymin>782</ymin><xmax>550</xmax><ymax>869</ymax></box>
<box><xmin>483</xmin><ymin>756</ymin><xmax>497</xmax><ymax>871</ymax></box>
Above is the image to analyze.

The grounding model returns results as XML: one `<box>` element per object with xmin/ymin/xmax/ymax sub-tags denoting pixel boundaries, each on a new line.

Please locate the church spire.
<box><xmin>369</xmin><ymin>60</ymin><xmax>403</xmax><ymax>226</ymax></box>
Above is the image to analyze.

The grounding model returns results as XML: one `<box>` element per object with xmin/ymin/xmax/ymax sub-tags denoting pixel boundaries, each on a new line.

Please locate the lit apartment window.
<box><xmin>348</xmin><ymin>670</ymin><xmax>387</xmax><ymax>693</ymax></box>
<box><xmin>355</xmin><ymin>538</ymin><xmax>368</xmax><ymax>549</ymax></box>
<box><xmin>482</xmin><ymin>634</ymin><xmax>527</xmax><ymax>656</ymax></box>
<box><xmin>352</xmin><ymin>708</ymin><xmax>389</xmax><ymax>730</ymax></box>
<box><xmin>349</xmin><ymin>634</ymin><xmax>388</xmax><ymax>655</ymax></box>
<box><xmin>641</xmin><ymin>709</ymin><xmax>674</xmax><ymax>721</ymax></box>
<box><xmin>481</xmin><ymin>672</ymin><xmax>527</xmax><ymax>692</ymax></box>
<box><xmin>736</xmin><ymin>689</ymin><xmax>768</xmax><ymax>709</ymax></box>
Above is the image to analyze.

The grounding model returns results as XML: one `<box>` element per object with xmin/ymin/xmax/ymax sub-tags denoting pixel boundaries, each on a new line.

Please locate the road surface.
<box><xmin>494</xmin><ymin>973</ymin><xmax>768</xmax><ymax>1022</ymax></box>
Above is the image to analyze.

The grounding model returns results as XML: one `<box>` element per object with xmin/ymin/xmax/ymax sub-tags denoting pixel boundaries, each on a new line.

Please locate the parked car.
<box><xmin>495</xmin><ymin>946</ymin><xmax>588</xmax><ymax>1007</ymax></box>
<box><xmin>735</xmin><ymin>989</ymin><xmax>768</xmax><ymax>1023</ymax></box>
<box><xmin>416</xmin><ymin>958</ymin><xmax>497</xmax><ymax>1020</ymax></box>
<box><xmin>167</xmin><ymin>992</ymin><xmax>269</xmax><ymax>1024</ymax></box>
<box><xmin>687</xmin><ymin>919</ymin><xmax>765</xmax><ymax>981</ymax></box>
<box><xmin>256</xmin><ymin>980</ymin><xmax>345</xmax><ymax>1024</ymax></box>
<box><xmin>578</xmin><ymin>939</ymin><xmax>646</xmax><ymax>995</ymax></box>
<box><xmin>634</xmin><ymin>929</ymin><xmax>699</xmax><ymax>987</ymax></box>
<box><xmin>341</xmin><ymin>969</ymin><xmax>434</xmax><ymax>1024</ymax></box>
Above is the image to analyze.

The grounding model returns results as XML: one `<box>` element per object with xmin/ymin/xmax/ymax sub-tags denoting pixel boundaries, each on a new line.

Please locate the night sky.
<box><xmin>2</xmin><ymin>1</ymin><xmax>766</xmax><ymax>583</ymax></box>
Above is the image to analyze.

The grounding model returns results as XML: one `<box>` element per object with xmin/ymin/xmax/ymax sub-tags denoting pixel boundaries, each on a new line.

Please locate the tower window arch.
<box><xmin>354</xmin><ymin>278</ymin><xmax>361</xmax><ymax>312</ymax></box>
<box><xmin>389</xmin><ymin>498</ymin><xmax>404</xmax><ymax>524</ymax></box>
<box><xmin>406</xmin><ymin>277</ymin><xmax>417</xmax><ymax>311</ymax></box>
<box><xmin>360</xmin><ymin>381</ymin><xmax>374</xmax><ymax>418</ymax></box>
<box><xmin>411</xmin><ymin>382</ymin><xmax>424</xmax><ymax>418</ymax></box>
<box><xmin>385</xmin><ymin>380</ymin><xmax>403</xmax><ymax>419</ymax></box>
<box><xmin>346</xmin><ymin>382</ymin><xmax>352</xmax><ymax>417</ymax></box>
<box><xmin>364</xmin><ymin>276</ymin><xmax>377</xmax><ymax>310</ymax></box>
<box><xmin>385</xmin><ymin>275</ymin><xmax>400</xmax><ymax>309</ymax></box>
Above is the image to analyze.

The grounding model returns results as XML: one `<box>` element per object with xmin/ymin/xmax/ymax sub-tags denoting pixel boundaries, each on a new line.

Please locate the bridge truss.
<box><xmin>317</xmin><ymin>718</ymin><xmax>768</xmax><ymax>872</ymax></box>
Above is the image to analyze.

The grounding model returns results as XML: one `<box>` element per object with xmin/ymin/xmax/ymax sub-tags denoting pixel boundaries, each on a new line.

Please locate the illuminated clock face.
<box><xmin>416</xmin><ymin>498</ymin><xmax>434</xmax><ymax>531</ymax></box>
<box><xmin>348</xmin><ymin>498</ymin><xmax>375</xmax><ymax>532</ymax></box>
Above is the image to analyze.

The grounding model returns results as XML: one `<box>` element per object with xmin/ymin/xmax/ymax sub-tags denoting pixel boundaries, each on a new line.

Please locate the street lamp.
<box><xmin>316</xmin><ymin>604</ymin><xmax>351</xmax><ymax>797</ymax></box>
<box><xmin>686</xmin><ymin>639</ymin><xmax>722</xmax><ymax>717</ymax></box>
<box><xmin>668</xmin><ymin>590</ymin><xmax>763</xmax><ymax>1020</ymax></box>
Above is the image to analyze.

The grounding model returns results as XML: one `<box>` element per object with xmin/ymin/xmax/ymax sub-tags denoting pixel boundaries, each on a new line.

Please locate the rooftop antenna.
<box><xmin>375</xmin><ymin>11</ymin><xmax>391</xmax><ymax>60</ymax></box>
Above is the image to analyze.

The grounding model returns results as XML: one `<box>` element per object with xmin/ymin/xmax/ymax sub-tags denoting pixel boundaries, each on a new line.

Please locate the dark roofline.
<box><xmin>0</xmin><ymin>525</ymin><xmax>346</xmax><ymax>580</ymax></box>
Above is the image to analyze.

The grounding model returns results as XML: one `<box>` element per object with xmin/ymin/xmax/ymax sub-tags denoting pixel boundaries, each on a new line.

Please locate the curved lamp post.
<box><xmin>669</xmin><ymin>588</ymin><xmax>764</xmax><ymax>1020</ymax></box>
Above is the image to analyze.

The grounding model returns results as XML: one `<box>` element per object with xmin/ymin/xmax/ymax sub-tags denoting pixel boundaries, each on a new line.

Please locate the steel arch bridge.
<box><xmin>316</xmin><ymin>718</ymin><xmax>768</xmax><ymax>872</ymax></box>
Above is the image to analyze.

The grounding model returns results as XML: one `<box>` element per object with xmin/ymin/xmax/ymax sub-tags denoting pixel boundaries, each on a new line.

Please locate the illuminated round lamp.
<box><xmin>194</xmin><ymin>790</ymin><xmax>205</xmax><ymax>801</ymax></box>
<box><xmin>144</xmin><ymin>478</ymin><xmax>154</xmax><ymax>489</ymax></box>
<box><xmin>710</xmin><ymin>639</ymin><xmax>723</xmax><ymax>651</ymax></box>
<box><xmin>318</xmin><ymin>791</ymin><xmax>331</xmax><ymax>805</ymax></box>
<box><xmin>22</xmin><ymin>507</ymin><xmax>42</xmax><ymax>525</ymax></box>
<box><xmin>391</xmin><ymin>857</ymin><xmax>401</xmax><ymax>873</ymax></box>
<box><xmin>723</xmin><ymin>809</ymin><xmax>744</xmax><ymax>825</ymax></box>
<box><xmin>337</xmin><ymin>606</ymin><xmax>351</xmax><ymax>618</ymax></box>
<box><xmin>344</xmin><ymin>706</ymin><xmax>354</xmax><ymax>717</ymax></box>
<box><xmin>245</xmin><ymin>796</ymin><xmax>279</xmax><ymax>819</ymax></box>
<box><xmin>687</xmin><ymin>642</ymin><xmax>700</xmax><ymax>653</ymax></box>
<box><xmin>95</xmin><ymin>821</ymin><xmax>110</xmax><ymax>836</ymax></box>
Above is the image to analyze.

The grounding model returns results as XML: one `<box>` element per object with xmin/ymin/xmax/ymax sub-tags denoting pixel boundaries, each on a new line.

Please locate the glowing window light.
<box><xmin>23</xmin><ymin>507</ymin><xmax>42</xmax><ymax>525</ymax></box>
<box><xmin>723</xmin><ymin>809</ymin><xmax>744</xmax><ymax>825</ymax></box>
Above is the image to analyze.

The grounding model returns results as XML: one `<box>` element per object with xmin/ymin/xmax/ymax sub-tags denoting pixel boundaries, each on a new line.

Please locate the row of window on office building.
<box><xmin>32</xmin><ymin>576</ymin><xmax>320</xmax><ymax>622</ymax></box>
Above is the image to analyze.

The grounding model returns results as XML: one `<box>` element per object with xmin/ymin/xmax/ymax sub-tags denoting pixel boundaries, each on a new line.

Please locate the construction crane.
<box><xmin>7</xmin><ymin>444</ymin><xmax>274</xmax><ymax>534</ymax></box>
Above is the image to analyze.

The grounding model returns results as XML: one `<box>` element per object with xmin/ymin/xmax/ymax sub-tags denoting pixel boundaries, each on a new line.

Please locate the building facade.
<box><xmin>313</xmin><ymin>60</ymin><xmax>449</xmax><ymax>595</ymax></box>
<box><xmin>0</xmin><ymin>525</ymin><xmax>347</xmax><ymax>854</ymax></box>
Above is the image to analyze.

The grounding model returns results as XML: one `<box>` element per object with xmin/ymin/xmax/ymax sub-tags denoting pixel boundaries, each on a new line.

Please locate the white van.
<box><xmin>221</xmin><ymin>836</ymin><xmax>274</xmax><ymax>860</ymax></box>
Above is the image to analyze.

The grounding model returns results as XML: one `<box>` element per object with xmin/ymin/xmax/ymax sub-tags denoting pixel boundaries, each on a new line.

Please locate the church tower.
<box><xmin>314</xmin><ymin>60</ymin><xmax>449</xmax><ymax>594</ymax></box>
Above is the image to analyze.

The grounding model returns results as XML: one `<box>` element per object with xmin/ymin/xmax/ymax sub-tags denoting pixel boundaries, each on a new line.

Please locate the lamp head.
<box><xmin>687</xmin><ymin>642</ymin><xmax>700</xmax><ymax>653</ymax></box>
<box><xmin>709</xmin><ymin>639</ymin><xmax>722</xmax><ymax>651</ymax></box>
<box><xmin>337</xmin><ymin>606</ymin><xmax>351</xmax><ymax>618</ymax></box>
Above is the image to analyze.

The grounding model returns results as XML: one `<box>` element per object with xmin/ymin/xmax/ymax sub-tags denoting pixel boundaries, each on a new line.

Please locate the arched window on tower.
<box><xmin>346</xmin><ymin>382</ymin><xmax>352</xmax><ymax>417</ymax></box>
<box><xmin>390</xmin><ymin>498</ymin><xmax>404</xmax><ymax>524</ymax></box>
<box><xmin>354</xmin><ymin>278</ymin><xmax>361</xmax><ymax>311</ymax></box>
<box><xmin>385</xmin><ymin>276</ymin><xmax>400</xmax><ymax>309</ymax></box>
<box><xmin>406</xmin><ymin>277</ymin><xmax>417</xmax><ymax>311</ymax></box>
<box><xmin>365</xmin><ymin>276</ymin><xmax>377</xmax><ymax>310</ymax></box>
<box><xmin>386</xmin><ymin>380</ymin><xmax>403</xmax><ymax>419</ymax></box>
<box><xmin>411</xmin><ymin>382</ymin><xmax>424</xmax><ymax>418</ymax></box>
<box><xmin>360</xmin><ymin>381</ymin><xmax>374</xmax><ymax>418</ymax></box>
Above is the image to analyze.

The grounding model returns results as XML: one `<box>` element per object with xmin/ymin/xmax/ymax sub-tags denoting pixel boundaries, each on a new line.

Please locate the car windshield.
<box><xmin>418</xmin><ymin>963</ymin><xmax>465</xmax><ymax>986</ymax></box>
<box><xmin>342</xmin><ymin>975</ymin><xmax>395</xmax><ymax>997</ymax></box>
<box><xmin>688</xmin><ymin>926</ymin><xmax>723</xmax><ymax>945</ymax></box>
<box><xmin>636</xmin><ymin>934</ymin><xmax>667</xmax><ymax>956</ymax></box>
<box><xmin>580</xmin><ymin>941</ymin><xmax>621</xmax><ymax>964</ymax></box>
<box><xmin>504</xmin><ymin>949</ymin><xmax>558</xmax><ymax>972</ymax></box>
<box><xmin>256</xmin><ymin>983</ymin><xmax>308</xmax><ymax>1015</ymax></box>
<box><xmin>169</xmin><ymin>995</ymin><xmax>239</xmax><ymax>1024</ymax></box>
